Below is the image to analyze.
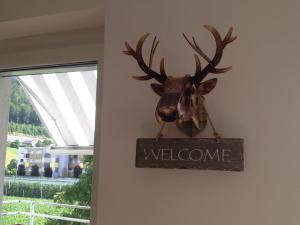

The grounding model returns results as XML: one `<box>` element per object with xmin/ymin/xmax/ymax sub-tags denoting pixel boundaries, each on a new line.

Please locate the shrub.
<box><xmin>5</xmin><ymin>168</ymin><xmax>17</xmax><ymax>176</ymax></box>
<box><xmin>10</xmin><ymin>140</ymin><xmax>20</xmax><ymax>149</ymax></box>
<box><xmin>35</xmin><ymin>140</ymin><xmax>43</xmax><ymax>147</ymax></box>
<box><xmin>17</xmin><ymin>164</ymin><xmax>26</xmax><ymax>176</ymax></box>
<box><xmin>35</xmin><ymin>139</ymin><xmax>53</xmax><ymax>147</ymax></box>
<box><xmin>53</xmin><ymin>191</ymin><xmax>65</xmax><ymax>203</ymax></box>
<box><xmin>6</xmin><ymin>159</ymin><xmax>18</xmax><ymax>175</ymax></box>
<box><xmin>43</xmin><ymin>139</ymin><xmax>52</xmax><ymax>146</ymax></box>
<box><xmin>4</xmin><ymin>168</ymin><xmax>10</xmax><ymax>175</ymax></box>
<box><xmin>44</xmin><ymin>167</ymin><xmax>53</xmax><ymax>178</ymax></box>
<box><xmin>73</xmin><ymin>165</ymin><xmax>82</xmax><ymax>178</ymax></box>
<box><xmin>31</xmin><ymin>165</ymin><xmax>39</xmax><ymax>176</ymax></box>
<box><xmin>47</xmin><ymin>156</ymin><xmax>93</xmax><ymax>225</ymax></box>
<box><xmin>3</xmin><ymin>181</ymin><xmax>66</xmax><ymax>199</ymax></box>
<box><xmin>7</xmin><ymin>159</ymin><xmax>18</xmax><ymax>171</ymax></box>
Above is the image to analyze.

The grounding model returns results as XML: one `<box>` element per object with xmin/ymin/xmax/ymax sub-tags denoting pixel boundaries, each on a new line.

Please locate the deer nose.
<box><xmin>156</xmin><ymin>93</ymin><xmax>181</xmax><ymax>122</ymax></box>
<box><xmin>158</xmin><ymin>106</ymin><xmax>177</xmax><ymax>122</ymax></box>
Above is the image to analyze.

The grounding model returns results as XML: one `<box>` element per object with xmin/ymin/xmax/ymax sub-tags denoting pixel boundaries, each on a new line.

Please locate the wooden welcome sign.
<box><xmin>136</xmin><ymin>138</ymin><xmax>243</xmax><ymax>171</ymax></box>
<box><xmin>124</xmin><ymin>25</ymin><xmax>243</xmax><ymax>171</ymax></box>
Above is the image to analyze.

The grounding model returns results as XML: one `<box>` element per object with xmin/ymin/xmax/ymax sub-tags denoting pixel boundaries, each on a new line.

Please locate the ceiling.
<box><xmin>0</xmin><ymin>0</ymin><xmax>105</xmax><ymax>41</ymax></box>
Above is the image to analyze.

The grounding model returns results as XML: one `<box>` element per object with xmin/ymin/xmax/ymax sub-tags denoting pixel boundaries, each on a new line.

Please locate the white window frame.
<box><xmin>0</xmin><ymin>38</ymin><xmax>104</xmax><ymax>224</ymax></box>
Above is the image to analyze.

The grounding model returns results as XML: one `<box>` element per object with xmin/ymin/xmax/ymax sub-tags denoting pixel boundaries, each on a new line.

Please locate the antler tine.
<box><xmin>223</xmin><ymin>27</ymin><xmax>237</xmax><ymax>44</ymax></box>
<box><xmin>182</xmin><ymin>33</ymin><xmax>198</xmax><ymax>56</ymax></box>
<box><xmin>203</xmin><ymin>25</ymin><xmax>223</xmax><ymax>65</ymax></box>
<box><xmin>183</xmin><ymin>33</ymin><xmax>211</xmax><ymax>77</ymax></box>
<box><xmin>160</xmin><ymin>58</ymin><xmax>167</xmax><ymax>77</ymax></box>
<box><xmin>192</xmin><ymin>37</ymin><xmax>211</xmax><ymax>63</ymax></box>
<box><xmin>194</xmin><ymin>54</ymin><xmax>201</xmax><ymax>74</ymax></box>
<box><xmin>123</xmin><ymin>42</ymin><xmax>136</xmax><ymax>57</ymax></box>
<box><xmin>192</xmin><ymin>25</ymin><xmax>237</xmax><ymax>86</ymax></box>
<box><xmin>149</xmin><ymin>36</ymin><xmax>159</xmax><ymax>69</ymax></box>
<box><xmin>182</xmin><ymin>33</ymin><xmax>211</xmax><ymax>63</ymax></box>
<box><xmin>124</xmin><ymin>33</ymin><xmax>166</xmax><ymax>84</ymax></box>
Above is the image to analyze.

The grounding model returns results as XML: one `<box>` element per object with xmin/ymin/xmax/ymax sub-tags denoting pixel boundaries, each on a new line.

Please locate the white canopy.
<box><xmin>18</xmin><ymin>70</ymin><xmax>97</xmax><ymax>147</ymax></box>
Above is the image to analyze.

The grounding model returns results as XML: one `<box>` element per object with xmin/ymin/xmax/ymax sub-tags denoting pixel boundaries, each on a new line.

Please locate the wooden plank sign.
<box><xmin>136</xmin><ymin>138</ymin><xmax>244</xmax><ymax>171</ymax></box>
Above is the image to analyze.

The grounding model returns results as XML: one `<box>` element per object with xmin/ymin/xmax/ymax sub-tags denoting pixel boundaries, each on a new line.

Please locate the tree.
<box><xmin>6</xmin><ymin>159</ymin><xmax>18</xmax><ymax>175</ymax></box>
<box><xmin>36</xmin><ymin>139</ymin><xmax>53</xmax><ymax>147</ymax></box>
<box><xmin>10</xmin><ymin>140</ymin><xmax>20</xmax><ymax>149</ymax></box>
<box><xmin>17</xmin><ymin>164</ymin><xmax>26</xmax><ymax>176</ymax></box>
<box><xmin>43</xmin><ymin>139</ymin><xmax>53</xmax><ymax>146</ymax></box>
<box><xmin>9</xmin><ymin>79</ymin><xmax>42</xmax><ymax>126</ymax></box>
<box><xmin>31</xmin><ymin>164</ymin><xmax>39</xmax><ymax>176</ymax></box>
<box><xmin>35</xmin><ymin>140</ymin><xmax>43</xmax><ymax>147</ymax></box>
<box><xmin>73</xmin><ymin>165</ymin><xmax>82</xmax><ymax>178</ymax></box>
<box><xmin>44</xmin><ymin>167</ymin><xmax>53</xmax><ymax>178</ymax></box>
<box><xmin>7</xmin><ymin>159</ymin><xmax>17</xmax><ymax>171</ymax></box>
<box><xmin>8</xmin><ymin>79</ymin><xmax>50</xmax><ymax>138</ymax></box>
<box><xmin>5</xmin><ymin>167</ymin><xmax>17</xmax><ymax>176</ymax></box>
<box><xmin>9</xmin><ymin>122</ymin><xmax>50</xmax><ymax>137</ymax></box>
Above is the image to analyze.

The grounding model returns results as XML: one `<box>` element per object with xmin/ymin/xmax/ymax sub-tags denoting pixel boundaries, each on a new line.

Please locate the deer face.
<box><xmin>124</xmin><ymin>25</ymin><xmax>236</xmax><ymax>136</ymax></box>
<box><xmin>151</xmin><ymin>76</ymin><xmax>192</xmax><ymax>122</ymax></box>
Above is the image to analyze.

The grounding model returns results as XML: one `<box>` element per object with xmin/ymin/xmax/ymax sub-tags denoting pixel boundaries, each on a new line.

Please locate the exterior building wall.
<box><xmin>18</xmin><ymin>147</ymin><xmax>83</xmax><ymax>177</ymax></box>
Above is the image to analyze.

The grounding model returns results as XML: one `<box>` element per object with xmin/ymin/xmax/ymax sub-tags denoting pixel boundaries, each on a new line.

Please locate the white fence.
<box><xmin>1</xmin><ymin>200</ymin><xmax>90</xmax><ymax>224</ymax></box>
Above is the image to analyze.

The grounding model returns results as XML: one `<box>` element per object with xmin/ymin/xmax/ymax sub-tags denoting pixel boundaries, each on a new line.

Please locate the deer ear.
<box><xmin>151</xmin><ymin>83</ymin><xmax>164</xmax><ymax>96</ymax></box>
<box><xmin>197</xmin><ymin>78</ymin><xmax>218</xmax><ymax>95</ymax></box>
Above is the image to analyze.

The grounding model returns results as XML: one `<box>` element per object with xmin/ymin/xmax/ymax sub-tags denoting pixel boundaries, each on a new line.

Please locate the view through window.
<box><xmin>1</xmin><ymin>64</ymin><xmax>97</xmax><ymax>225</ymax></box>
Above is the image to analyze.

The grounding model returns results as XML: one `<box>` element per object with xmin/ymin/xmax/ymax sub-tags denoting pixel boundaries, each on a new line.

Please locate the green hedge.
<box><xmin>4</xmin><ymin>181</ymin><xmax>67</xmax><ymax>199</ymax></box>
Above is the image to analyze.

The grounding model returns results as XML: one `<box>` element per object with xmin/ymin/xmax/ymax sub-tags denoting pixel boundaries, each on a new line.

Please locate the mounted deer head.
<box><xmin>124</xmin><ymin>25</ymin><xmax>236</xmax><ymax>137</ymax></box>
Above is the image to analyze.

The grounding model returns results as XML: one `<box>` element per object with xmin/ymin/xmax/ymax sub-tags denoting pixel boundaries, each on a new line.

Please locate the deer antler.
<box><xmin>123</xmin><ymin>33</ymin><xmax>167</xmax><ymax>84</ymax></box>
<box><xmin>183</xmin><ymin>26</ymin><xmax>237</xmax><ymax>87</ymax></box>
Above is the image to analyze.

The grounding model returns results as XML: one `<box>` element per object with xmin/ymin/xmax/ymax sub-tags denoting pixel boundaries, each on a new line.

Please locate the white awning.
<box><xmin>18</xmin><ymin>70</ymin><xmax>97</xmax><ymax>147</ymax></box>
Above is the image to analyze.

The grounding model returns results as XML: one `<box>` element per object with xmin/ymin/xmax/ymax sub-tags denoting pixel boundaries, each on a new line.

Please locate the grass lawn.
<box><xmin>5</xmin><ymin>147</ymin><xmax>18</xmax><ymax>167</ymax></box>
<box><xmin>2</xmin><ymin>196</ymin><xmax>73</xmax><ymax>225</ymax></box>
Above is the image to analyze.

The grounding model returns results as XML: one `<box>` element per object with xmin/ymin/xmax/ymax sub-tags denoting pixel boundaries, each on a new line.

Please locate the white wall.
<box><xmin>0</xmin><ymin>78</ymin><xmax>11</xmax><ymax>217</ymax></box>
<box><xmin>95</xmin><ymin>0</ymin><xmax>300</xmax><ymax>225</ymax></box>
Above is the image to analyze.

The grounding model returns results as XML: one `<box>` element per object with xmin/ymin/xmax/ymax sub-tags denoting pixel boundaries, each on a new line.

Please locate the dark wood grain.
<box><xmin>136</xmin><ymin>138</ymin><xmax>244</xmax><ymax>171</ymax></box>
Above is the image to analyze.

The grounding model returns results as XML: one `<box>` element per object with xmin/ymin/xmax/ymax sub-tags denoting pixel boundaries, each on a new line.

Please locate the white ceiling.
<box><xmin>0</xmin><ymin>0</ymin><xmax>105</xmax><ymax>40</ymax></box>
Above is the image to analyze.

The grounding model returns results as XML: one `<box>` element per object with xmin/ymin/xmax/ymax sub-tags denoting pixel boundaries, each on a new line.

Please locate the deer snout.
<box><xmin>158</xmin><ymin>106</ymin><xmax>177</xmax><ymax>122</ymax></box>
<box><xmin>156</xmin><ymin>93</ymin><xmax>181</xmax><ymax>122</ymax></box>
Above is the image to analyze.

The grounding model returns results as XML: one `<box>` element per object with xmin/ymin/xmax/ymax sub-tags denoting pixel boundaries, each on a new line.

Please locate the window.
<box><xmin>2</xmin><ymin>63</ymin><xmax>97</xmax><ymax>224</ymax></box>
